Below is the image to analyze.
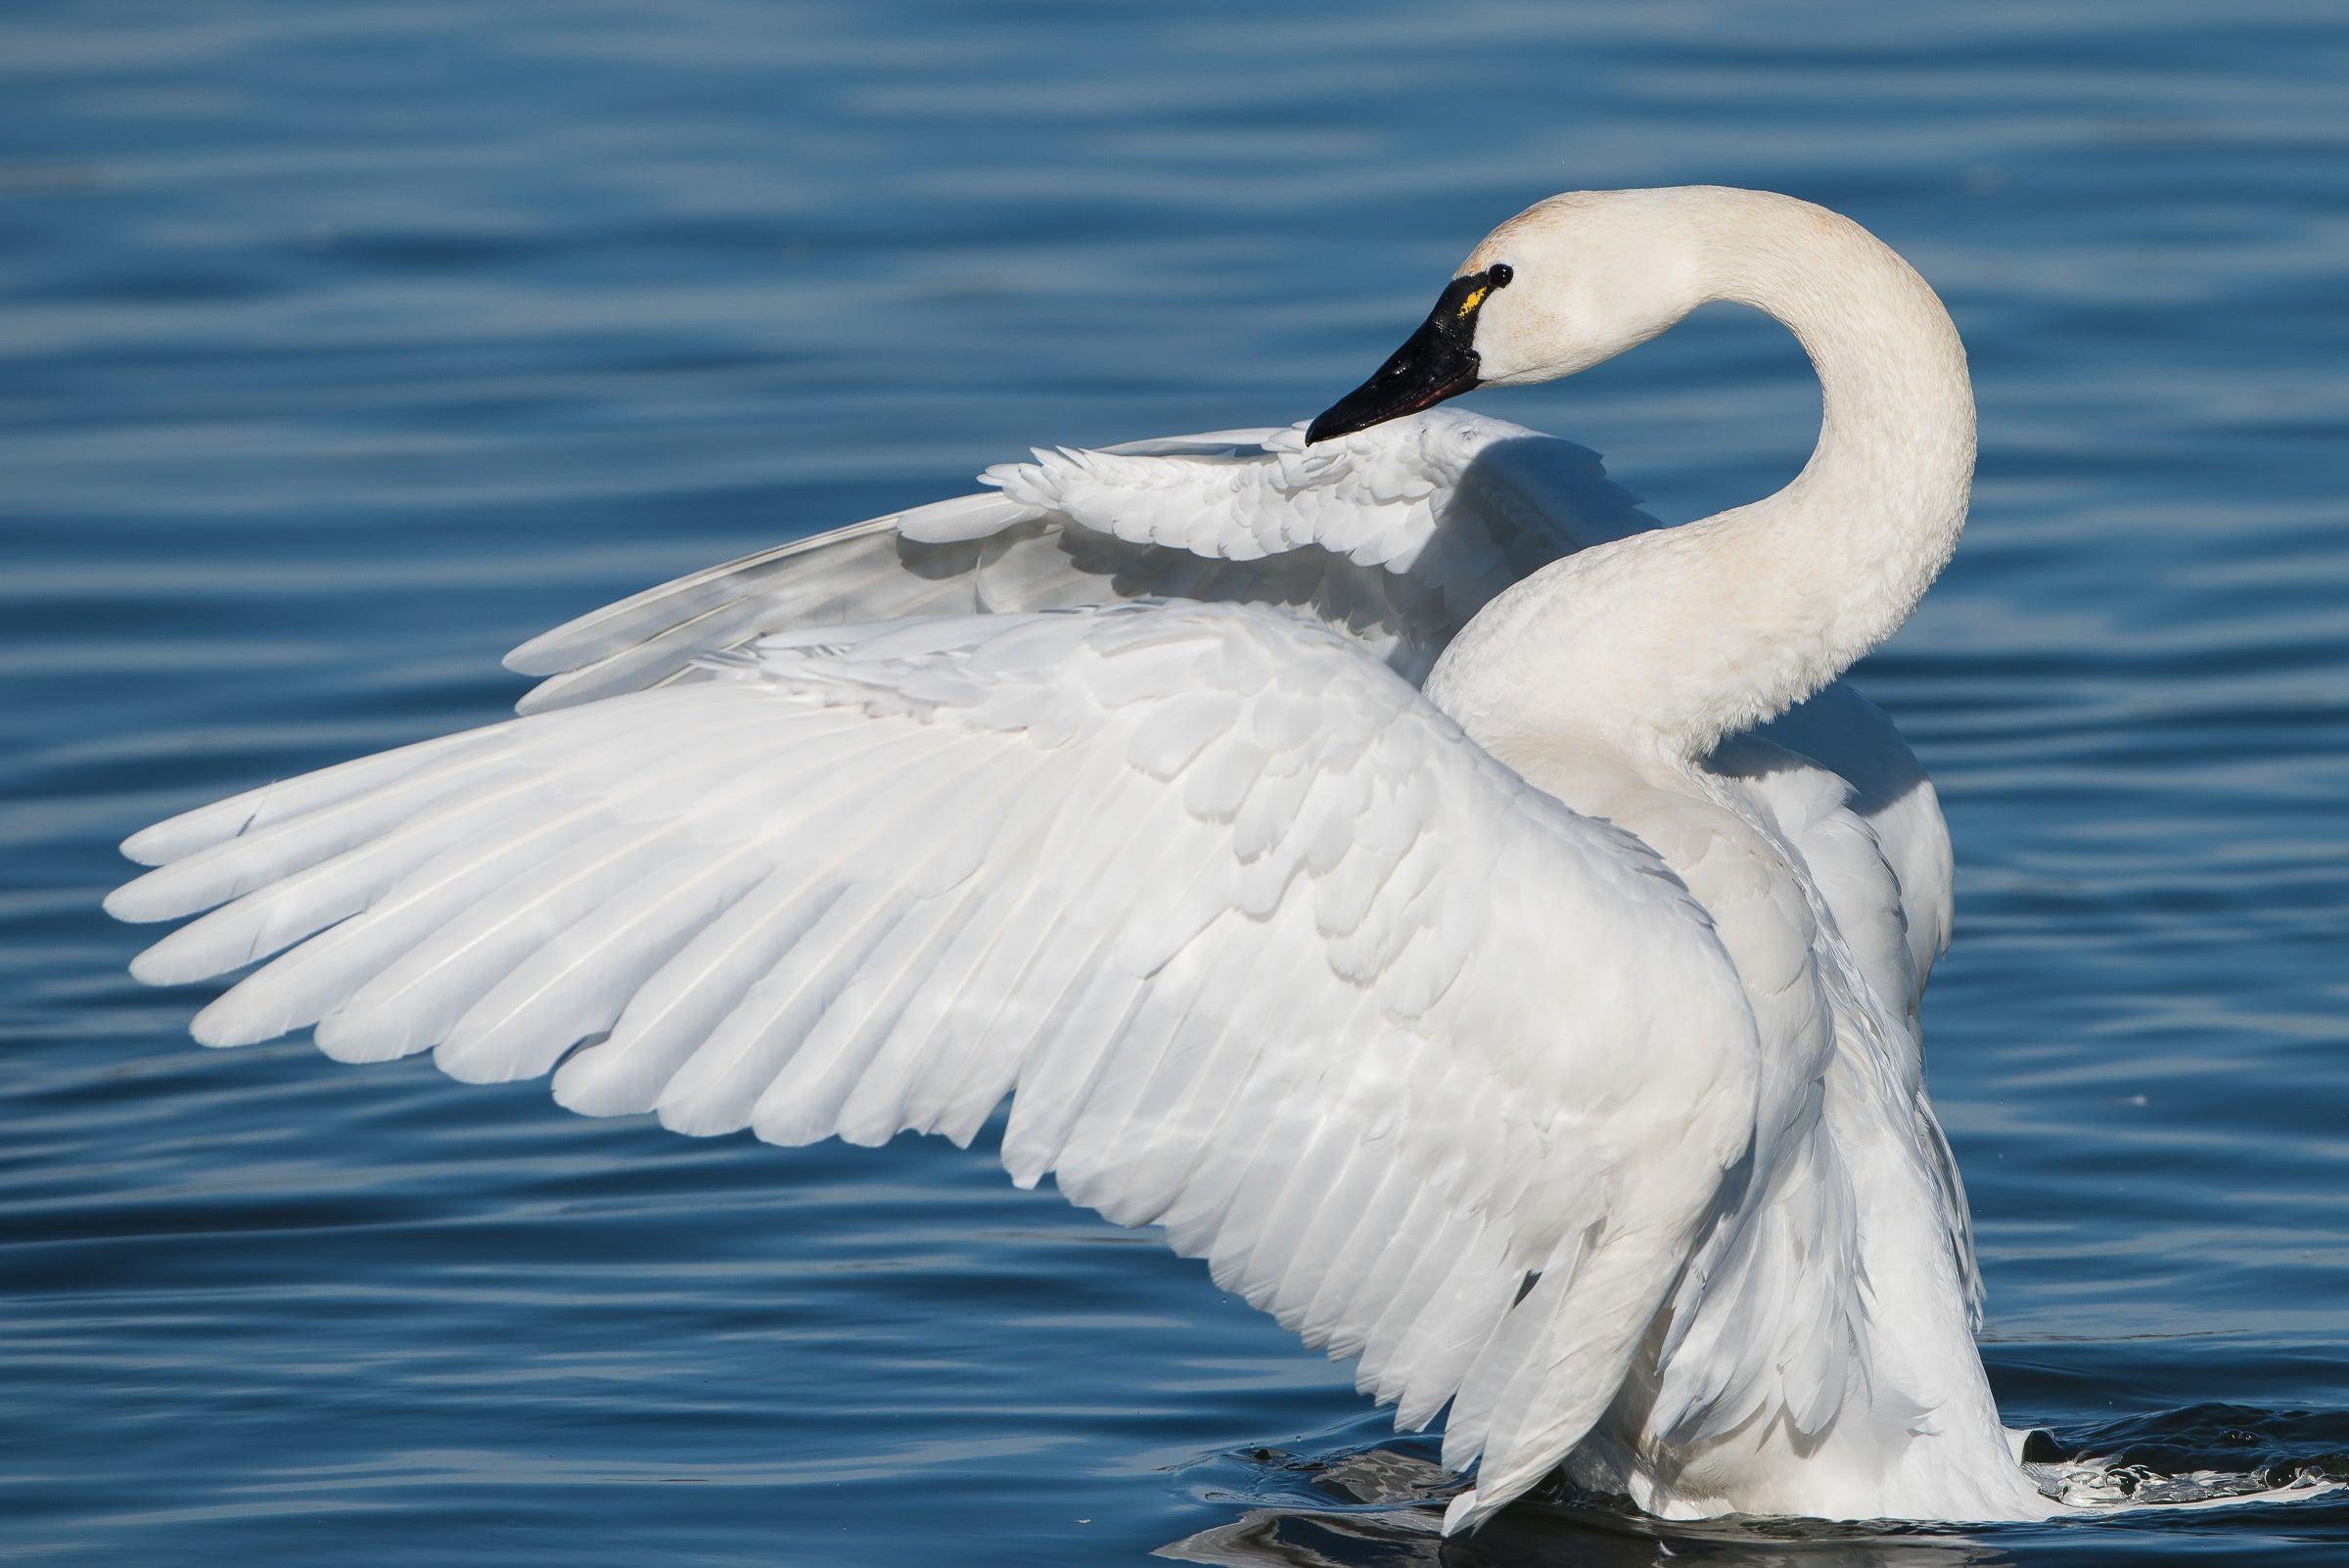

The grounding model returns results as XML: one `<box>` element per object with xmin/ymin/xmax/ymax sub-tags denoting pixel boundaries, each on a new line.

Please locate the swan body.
<box><xmin>108</xmin><ymin>187</ymin><xmax>2057</xmax><ymax>1531</ymax></box>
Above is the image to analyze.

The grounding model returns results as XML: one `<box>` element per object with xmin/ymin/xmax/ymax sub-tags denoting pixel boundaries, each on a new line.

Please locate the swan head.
<box><xmin>1307</xmin><ymin>189</ymin><xmax>1712</xmax><ymax>443</ymax></box>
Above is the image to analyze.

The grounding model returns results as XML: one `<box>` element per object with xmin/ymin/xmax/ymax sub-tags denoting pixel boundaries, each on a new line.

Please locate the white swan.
<box><xmin>106</xmin><ymin>186</ymin><xmax>2050</xmax><ymax>1531</ymax></box>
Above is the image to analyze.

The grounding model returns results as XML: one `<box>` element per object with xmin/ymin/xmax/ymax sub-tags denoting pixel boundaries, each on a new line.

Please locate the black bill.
<box><xmin>1306</xmin><ymin>264</ymin><xmax>1512</xmax><ymax>444</ymax></box>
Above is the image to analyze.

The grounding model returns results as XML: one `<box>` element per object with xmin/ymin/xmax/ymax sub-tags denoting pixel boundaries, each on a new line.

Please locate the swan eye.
<box><xmin>1489</xmin><ymin>263</ymin><xmax>1514</xmax><ymax>288</ymax></box>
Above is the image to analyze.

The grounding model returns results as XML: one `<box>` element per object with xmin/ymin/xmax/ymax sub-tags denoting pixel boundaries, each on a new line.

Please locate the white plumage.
<box><xmin>112</xmin><ymin>187</ymin><xmax>2070</xmax><ymax>1530</ymax></box>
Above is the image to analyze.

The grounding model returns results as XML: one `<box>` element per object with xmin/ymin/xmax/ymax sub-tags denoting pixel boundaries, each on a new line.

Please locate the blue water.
<box><xmin>4</xmin><ymin>2</ymin><xmax>2345</xmax><ymax>1562</ymax></box>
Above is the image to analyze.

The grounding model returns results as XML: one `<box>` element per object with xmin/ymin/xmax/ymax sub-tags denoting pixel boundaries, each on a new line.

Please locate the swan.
<box><xmin>105</xmin><ymin>185</ymin><xmax>2049</xmax><ymax>1532</ymax></box>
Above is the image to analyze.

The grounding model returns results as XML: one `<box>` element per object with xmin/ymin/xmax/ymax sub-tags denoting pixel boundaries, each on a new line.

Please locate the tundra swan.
<box><xmin>112</xmin><ymin>186</ymin><xmax>2072</xmax><ymax>1530</ymax></box>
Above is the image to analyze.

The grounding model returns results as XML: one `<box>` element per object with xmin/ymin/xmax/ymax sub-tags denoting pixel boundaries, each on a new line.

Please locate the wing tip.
<box><xmin>897</xmin><ymin>490</ymin><xmax>1039</xmax><ymax>545</ymax></box>
<box><xmin>119</xmin><ymin>824</ymin><xmax>181</xmax><ymax>868</ymax></box>
<box><xmin>120</xmin><ymin>807</ymin><xmax>244</xmax><ymax>870</ymax></box>
<box><xmin>502</xmin><ymin>599</ymin><xmax>673</xmax><ymax>679</ymax></box>
<box><xmin>189</xmin><ymin>995</ymin><xmax>281</xmax><ymax>1049</ymax></box>
<box><xmin>107</xmin><ymin>857</ymin><xmax>243</xmax><ymax>926</ymax></box>
<box><xmin>503</xmin><ymin>628</ymin><xmax>582</xmax><ymax>678</ymax></box>
<box><xmin>551</xmin><ymin>1046</ymin><xmax>655</xmax><ymax>1119</ymax></box>
<box><xmin>127</xmin><ymin>930</ymin><xmax>221</xmax><ymax>988</ymax></box>
<box><xmin>104</xmin><ymin>876</ymin><xmax>169</xmax><ymax>924</ymax></box>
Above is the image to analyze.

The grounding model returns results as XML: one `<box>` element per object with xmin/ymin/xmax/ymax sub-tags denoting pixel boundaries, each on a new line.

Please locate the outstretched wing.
<box><xmin>113</xmin><ymin>599</ymin><xmax>1758</xmax><ymax>1532</ymax></box>
<box><xmin>503</xmin><ymin>411</ymin><xmax>1648</xmax><ymax>712</ymax></box>
<box><xmin>501</xmin><ymin>405</ymin><xmax>1952</xmax><ymax>1014</ymax></box>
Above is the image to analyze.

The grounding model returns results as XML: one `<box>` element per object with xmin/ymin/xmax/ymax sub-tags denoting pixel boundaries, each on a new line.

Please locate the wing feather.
<box><xmin>501</xmin><ymin>412</ymin><xmax>1645</xmax><ymax>715</ymax></box>
<box><xmin>119</xmin><ymin>599</ymin><xmax>1758</xmax><ymax>1531</ymax></box>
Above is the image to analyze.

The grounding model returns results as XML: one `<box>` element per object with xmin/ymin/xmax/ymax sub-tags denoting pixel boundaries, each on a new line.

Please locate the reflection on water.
<box><xmin>1163</xmin><ymin>1511</ymin><xmax>2008</xmax><ymax>1568</ymax></box>
<box><xmin>1158</xmin><ymin>1409</ymin><xmax>2349</xmax><ymax>1567</ymax></box>
<box><xmin>1159</xmin><ymin>1442</ymin><xmax>2009</xmax><ymax>1568</ymax></box>
<box><xmin>4</xmin><ymin>0</ymin><xmax>2347</xmax><ymax>1563</ymax></box>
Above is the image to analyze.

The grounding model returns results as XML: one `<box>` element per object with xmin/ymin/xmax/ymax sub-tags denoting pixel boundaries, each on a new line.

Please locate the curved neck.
<box><xmin>1438</xmin><ymin>193</ymin><xmax>1975</xmax><ymax>766</ymax></box>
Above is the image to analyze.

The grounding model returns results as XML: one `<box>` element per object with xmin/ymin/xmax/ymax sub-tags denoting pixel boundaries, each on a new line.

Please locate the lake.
<box><xmin>2</xmin><ymin>1</ymin><xmax>2344</xmax><ymax>1563</ymax></box>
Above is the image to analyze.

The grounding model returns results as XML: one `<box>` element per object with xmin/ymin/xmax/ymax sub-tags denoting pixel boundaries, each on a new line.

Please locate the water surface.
<box><xmin>3</xmin><ymin>2</ymin><xmax>2346</xmax><ymax>1563</ymax></box>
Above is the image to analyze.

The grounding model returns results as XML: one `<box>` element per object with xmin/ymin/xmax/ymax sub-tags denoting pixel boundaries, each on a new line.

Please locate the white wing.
<box><xmin>504</xmin><ymin>409</ymin><xmax>1953</xmax><ymax>1005</ymax></box>
<box><xmin>1754</xmin><ymin>683</ymin><xmax>1954</xmax><ymax>1013</ymax></box>
<box><xmin>112</xmin><ymin>600</ymin><xmax>1762</xmax><ymax>1532</ymax></box>
<box><xmin>1720</xmin><ymin>697</ymin><xmax>1979</xmax><ymax>1326</ymax></box>
<box><xmin>501</xmin><ymin>411</ymin><xmax>1640</xmax><ymax>711</ymax></box>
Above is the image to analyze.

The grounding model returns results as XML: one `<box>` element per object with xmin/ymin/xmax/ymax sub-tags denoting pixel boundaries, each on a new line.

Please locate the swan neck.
<box><xmin>1681</xmin><ymin>195</ymin><xmax>1976</xmax><ymax>747</ymax></box>
<box><xmin>1721</xmin><ymin>200</ymin><xmax>1976</xmax><ymax>549</ymax></box>
<box><xmin>1430</xmin><ymin>193</ymin><xmax>1974</xmax><ymax>766</ymax></box>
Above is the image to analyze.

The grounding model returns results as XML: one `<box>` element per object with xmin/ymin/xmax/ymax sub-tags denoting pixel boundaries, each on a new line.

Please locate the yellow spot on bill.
<box><xmin>1456</xmin><ymin>286</ymin><xmax>1490</xmax><ymax>318</ymax></box>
